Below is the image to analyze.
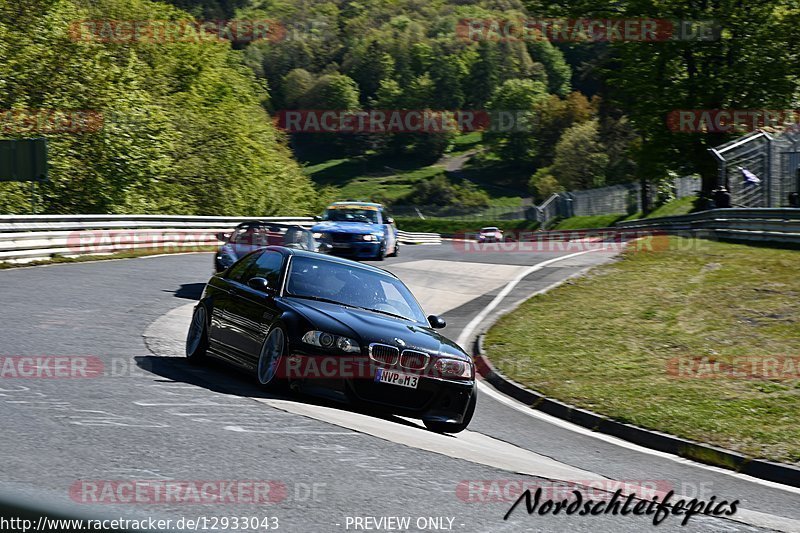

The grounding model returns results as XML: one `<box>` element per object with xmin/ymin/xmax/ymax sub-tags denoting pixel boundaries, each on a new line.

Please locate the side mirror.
<box><xmin>216</xmin><ymin>232</ymin><xmax>230</xmax><ymax>242</ymax></box>
<box><xmin>247</xmin><ymin>277</ymin><xmax>270</xmax><ymax>292</ymax></box>
<box><xmin>313</xmin><ymin>215</ymin><xmax>322</xmax><ymax>221</ymax></box>
<box><xmin>386</xmin><ymin>217</ymin><xmax>395</xmax><ymax>225</ymax></box>
<box><xmin>427</xmin><ymin>315</ymin><xmax>446</xmax><ymax>329</ymax></box>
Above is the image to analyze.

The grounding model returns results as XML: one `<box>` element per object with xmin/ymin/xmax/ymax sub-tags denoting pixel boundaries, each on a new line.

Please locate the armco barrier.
<box><xmin>0</xmin><ymin>215</ymin><xmax>441</xmax><ymax>263</ymax></box>
<box><xmin>615</xmin><ymin>208</ymin><xmax>800</xmax><ymax>245</ymax></box>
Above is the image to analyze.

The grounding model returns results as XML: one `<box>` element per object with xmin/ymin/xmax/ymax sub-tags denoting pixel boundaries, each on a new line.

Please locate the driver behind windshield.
<box><xmin>323</xmin><ymin>208</ymin><xmax>378</xmax><ymax>224</ymax></box>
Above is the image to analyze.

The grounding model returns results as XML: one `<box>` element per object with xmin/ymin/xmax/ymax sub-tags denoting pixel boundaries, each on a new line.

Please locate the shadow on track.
<box><xmin>134</xmin><ymin>355</ymin><xmax>424</xmax><ymax>431</ymax></box>
<box><xmin>163</xmin><ymin>283</ymin><xmax>206</xmax><ymax>300</ymax></box>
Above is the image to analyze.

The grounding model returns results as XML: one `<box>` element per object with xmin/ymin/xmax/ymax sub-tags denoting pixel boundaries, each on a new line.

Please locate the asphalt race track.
<box><xmin>1</xmin><ymin>244</ymin><xmax>799</xmax><ymax>533</ymax></box>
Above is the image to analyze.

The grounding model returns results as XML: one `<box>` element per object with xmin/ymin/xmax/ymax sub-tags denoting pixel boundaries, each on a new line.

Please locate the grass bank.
<box><xmin>396</xmin><ymin>218</ymin><xmax>539</xmax><ymax>235</ymax></box>
<box><xmin>0</xmin><ymin>247</ymin><xmax>216</xmax><ymax>270</ymax></box>
<box><xmin>484</xmin><ymin>237</ymin><xmax>800</xmax><ymax>464</ymax></box>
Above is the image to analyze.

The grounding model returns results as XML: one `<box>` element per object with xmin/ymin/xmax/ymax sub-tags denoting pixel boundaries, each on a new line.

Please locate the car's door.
<box><xmin>208</xmin><ymin>250</ymin><xmax>263</xmax><ymax>366</ymax></box>
<box><xmin>224</xmin><ymin>250</ymin><xmax>286</xmax><ymax>369</ymax></box>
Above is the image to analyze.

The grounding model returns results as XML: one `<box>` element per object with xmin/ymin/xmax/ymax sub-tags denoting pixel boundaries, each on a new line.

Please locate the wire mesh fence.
<box><xmin>710</xmin><ymin>130</ymin><xmax>800</xmax><ymax>207</ymax></box>
<box><xmin>674</xmin><ymin>175</ymin><xmax>702</xmax><ymax>198</ymax></box>
<box><xmin>563</xmin><ymin>183</ymin><xmax>642</xmax><ymax>217</ymax></box>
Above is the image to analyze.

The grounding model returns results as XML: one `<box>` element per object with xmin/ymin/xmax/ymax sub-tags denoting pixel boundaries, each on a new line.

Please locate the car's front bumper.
<box><xmin>347</xmin><ymin>374</ymin><xmax>475</xmax><ymax>423</ymax></box>
<box><xmin>284</xmin><ymin>349</ymin><xmax>475</xmax><ymax>423</ymax></box>
<box><xmin>325</xmin><ymin>240</ymin><xmax>381</xmax><ymax>258</ymax></box>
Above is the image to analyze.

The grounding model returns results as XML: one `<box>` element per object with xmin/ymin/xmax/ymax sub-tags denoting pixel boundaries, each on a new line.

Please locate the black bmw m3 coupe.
<box><xmin>187</xmin><ymin>246</ymin><xmax>477</xmax><ymax>433</ymax></box>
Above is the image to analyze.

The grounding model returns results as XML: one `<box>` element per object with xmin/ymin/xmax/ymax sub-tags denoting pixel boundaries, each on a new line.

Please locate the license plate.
<box><xmin>332</xmin><ymin>242</ymin><xmax>351</xmax><ymax>248</ymax></box>
<box><xmin>374</xmin><ymin>368</ymin><xmax>419</xmax><ymax>389</ymax></box>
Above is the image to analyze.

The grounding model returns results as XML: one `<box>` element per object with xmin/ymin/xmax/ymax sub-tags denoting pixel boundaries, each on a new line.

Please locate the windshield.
<box><xmin>286</xmin><ymin>256</ymin><xmax>427</xmax><ymax>324</ymax></box>
<box><xmin>230</xmin><ymin>225</ymin><xmax>314</xmax><ymax>250</ymax></box>
<box><xmin>322</xmin><ymin>207</ymin><xmax>379</xmax><ymax>224</ymax></box>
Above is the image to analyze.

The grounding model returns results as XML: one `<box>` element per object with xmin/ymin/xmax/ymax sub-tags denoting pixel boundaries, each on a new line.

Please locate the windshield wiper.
<box><xmin>349</xmin><ymin>305</ymin><xmax>413</xmax><ymax>322</ymax></box>
<box><xmin>289</xmin><ymin>294</ymin><xmax>414</xmax><ymax>321</ymax></box>
<box><xmin>288</xmin><ymin>294</ymin><xmax>352</xmax><ymax>307</ymax></box>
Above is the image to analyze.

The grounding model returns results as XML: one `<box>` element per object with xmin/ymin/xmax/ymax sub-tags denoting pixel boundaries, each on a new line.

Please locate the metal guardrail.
<box><xmin>0</xmin><ymin>215</ymin><xmax>442</xmax><ymax>263</ymax></box>
<box><xmin>615</xmin><ymin>208</ymin><xmax>800</xmax><ymax>245</ymax></box>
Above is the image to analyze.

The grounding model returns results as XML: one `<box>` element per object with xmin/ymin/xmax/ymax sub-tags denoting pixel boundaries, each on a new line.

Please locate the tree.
<box><xmin>464</xmin><ymin>42</ymin><xmax>500</xmax><ymax>109</ymax></box>
<box><xmin>531</xmin><ymin>92</ymin><xmax>594</xmax><ymax>167</ymax></box>
<box><xmin>527</xmin><ymin>40</ymin><xmax>572</xmax><ymax>97</ymax></box>
<box><xmin>343</xmin><ymin>40</ymin><xmax>395</xmax><ymax>104</ymax></box>
<box><xmin>550</xmin><ymin>120</ymin><xmax>609</xmax><ymax>190</ymax></box>
<box><xmin>529</xmin><ymin>167</ymin><xmax>564</xmax><ymax>201</ymax></box>
<box><xmin>0</xmin><ymin>0</ymin><xmax>316</xmax><ymax>216</ymax></box>
<box><xmin>600</xmin><ymin>0</ymin><xmax>798</xmax><ymax>193</ymax></box>
<box><xmin>281</xmin><ymin>69</ymin><xmax>315</xmax><ymax>109</ymax></box>
<box><xmin>300</xmin><ymin>73</ymin><xmax>360</xmax><ymax>110</ymax></box>
<box><xmin>484</xmin><ymin>79</ymin><xmax>549</xmax><ymax>166</ymax></box>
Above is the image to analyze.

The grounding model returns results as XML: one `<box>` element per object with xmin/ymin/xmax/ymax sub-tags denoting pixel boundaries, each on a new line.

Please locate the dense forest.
<box><xmin>0</xmin><ymin>0</ymin><xmax>315</xmax><ymax>215</ymax></box>
<box><xmin>0</xmin><ymin>0</ymin><xmax>797</xmax><ymax>214</ymax></box>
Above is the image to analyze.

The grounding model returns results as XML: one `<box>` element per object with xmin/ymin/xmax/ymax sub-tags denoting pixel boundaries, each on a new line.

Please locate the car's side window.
<box><xmin>226</xmin><ymin>251</ymin><xmax>262</xmax><ymax>282</ymax></box>
<box><xmin>250</xmin><ymin>251</ymin><xmax>284</xmax><ymax>288</ymax></box>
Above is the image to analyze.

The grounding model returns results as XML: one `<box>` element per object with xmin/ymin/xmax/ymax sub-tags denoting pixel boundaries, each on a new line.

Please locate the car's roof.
<box><xmin>327</xmin><ymin>201</ymin><xmax>384</xmax><ymax>208</ymax></box>
<box><xmin>266</xmin><ymin>246</ymin><xmax>397</xmax><ymax>278</ymax></box>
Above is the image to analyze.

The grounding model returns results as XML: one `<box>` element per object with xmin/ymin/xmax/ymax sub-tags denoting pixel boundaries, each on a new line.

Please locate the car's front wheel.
<box><xmin>423</xmin><ymin>388</ymin><xmax>477</xmax><ymax>434</ymax></box>
<box><xmin>257</xmin><ymin>325</ymin><xmax>287</xmax><ymax>389</ymax></box>
<box><xmin>186</xmin><ymin>305</ymin><xmax>209</xmax><ymax>364</ymax></box>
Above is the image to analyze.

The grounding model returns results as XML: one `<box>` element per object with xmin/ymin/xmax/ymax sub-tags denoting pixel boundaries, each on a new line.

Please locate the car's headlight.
<box><xmin>361</xmin><ymin>234</ymin><xmax>377</xmax><ymax>241</ymax></box>
<box><xmin>302</xmin><ymin>331</ymin><xmax>361</xmax><ymax>353</ymax></box>
<box><xmin>313</xmin><ymin>232</ymin><xmax>327</xmax><ymax>239</ymax></box>
<box><xmin>433</xmin><ymin>358</ymin><xmax>474</xmax><ymax>379</ymax></box>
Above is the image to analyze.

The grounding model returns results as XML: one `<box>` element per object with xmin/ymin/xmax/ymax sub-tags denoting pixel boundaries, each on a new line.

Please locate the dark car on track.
<box><xmin>214</xmin><ymin>221</ymin><xmax>325</xmax><ymax>273</ymax></box>
<box><xmin>187</xmin><ymin>246</ymin><xmax>477</xmax><ymax>433</ymax></box>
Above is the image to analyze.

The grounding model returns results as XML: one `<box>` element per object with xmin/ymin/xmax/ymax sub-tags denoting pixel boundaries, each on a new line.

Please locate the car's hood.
<box><xmin>311</xmin><ymin>221</ymin><xmax>380</xmax><ymax>235</ymax></box>
<box><xmin>280</xmin><ymin>297</ymin><xmax>468</xmax><ymax>361</ymax></box>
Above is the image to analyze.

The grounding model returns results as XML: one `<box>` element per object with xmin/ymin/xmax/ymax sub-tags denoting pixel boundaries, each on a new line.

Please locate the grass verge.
<box><xmin>484</xmin><ymin>236</ymin><xmax>800</xmax><ymax>464</ymax></box>
<box><xmin>396</xmin><ymin>218</ymin><xmax>539</xmax><ymax>235</ymax></box>
<box><xmin>0</xmin><ymin>247</ymin><xmax>216</xmax><ymax>270</ymax></box>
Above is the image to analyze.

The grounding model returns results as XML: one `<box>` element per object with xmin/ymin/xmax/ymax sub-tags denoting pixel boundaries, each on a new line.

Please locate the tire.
<box><xmin>257</xmin><ymin>325</ymin><xmax>287</xmax><ymax>389</ymax></box>
<box><xmin>186</xmin><ymin>305</ymin><xmax>209</xmax><ymax>364</ymax></box>
<box><xmin>388</xmin><ymin>240</ymin><xmax>399</xmax><ymax>257</ymax></box>
<box><xmin>375</xmin><ymin>244</ymin><xmax>386</xmax><ymax>261</ymax></box>
<box><xmin>423</xmin><ymin>387</ymin><xmax>477</xmax><ymax>434</ymax></box>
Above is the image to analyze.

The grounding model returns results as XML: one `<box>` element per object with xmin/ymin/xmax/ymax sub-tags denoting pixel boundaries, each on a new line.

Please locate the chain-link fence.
<box><xmin>562</xmin><ymin>182</ymin><xmax>642</xmax><ymax>217</ymax></box>
<box><xmin>710</xmin><ymin>130</ymin><xmax>800</xmax><ymax>207</ymax></box>
<box><xmin>393</xmin><ymin>175</ymin><xmax>702</xmax><ymax>226</ymax></box>
<box><xmin>674</xmin><ymin>175</ymin><xmax>701</xmax><ymax>198</ymax></box>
